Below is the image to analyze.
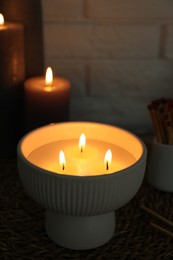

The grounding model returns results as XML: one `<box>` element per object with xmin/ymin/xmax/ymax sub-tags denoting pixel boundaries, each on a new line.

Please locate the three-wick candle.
<box><xmin>27</xmin><ymin>133</ymin><xmax>136</xmax><ymax>176</ymax></box>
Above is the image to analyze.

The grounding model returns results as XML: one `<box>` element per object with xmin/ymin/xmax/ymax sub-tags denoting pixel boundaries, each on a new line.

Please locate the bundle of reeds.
<box><xmin>148</xmin><ymin>98</ymin><xmax>173</xmax><ymax>144</ymax></box>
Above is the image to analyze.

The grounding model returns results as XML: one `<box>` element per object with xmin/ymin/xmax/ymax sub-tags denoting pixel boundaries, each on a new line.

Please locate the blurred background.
<box><xmin>42</xmin><ymin>0</ymin><xmax>173</xmax><ymax>134</ymax></box>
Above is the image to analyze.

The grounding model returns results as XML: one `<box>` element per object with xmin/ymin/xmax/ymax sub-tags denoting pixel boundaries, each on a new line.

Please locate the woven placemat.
<box><xmin>0</xmin><ymin>137</ymin><xmax>173</xmax><ymax>259</ymax></box>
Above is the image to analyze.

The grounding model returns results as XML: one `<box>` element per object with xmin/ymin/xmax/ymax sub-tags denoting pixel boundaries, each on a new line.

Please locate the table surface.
<box><xmin>0</xmin><ymin>137</ymin><xmax>173</xmax><ymax>259</ymax></box>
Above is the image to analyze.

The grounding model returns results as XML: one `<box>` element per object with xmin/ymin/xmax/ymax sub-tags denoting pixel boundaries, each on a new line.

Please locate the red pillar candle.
<box><xmin>24</xmin><ymin>67</ymin><xmax>71</xmax><ymax>132</ymax></box>
<box><xmin>0</xmin><ymin>14</ymin><xmax>25</xmax><ymax>157</ymax></box>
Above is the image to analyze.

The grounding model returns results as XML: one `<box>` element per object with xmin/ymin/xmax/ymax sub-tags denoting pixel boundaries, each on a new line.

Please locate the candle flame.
<box><xmin>104</xmin><ymin>149</ymin><xmax>112</xmax><ymax>171</ymax></box>
<box><xmin>45</xmin><ymin>67</ymin><xmax>53</xmax><ymax>86</ymax></box>
<box><xmin>79</xmin><ymin>133</ymin><xmax>86</xmax><ymax>153</ymax></box>
<box><xmin>0</xmin><ymin>14</ymin><xmax>4</xmax><ymax>25</ymax></box>
<box><xmin>59</xmin><ymin>150</ymin><xmax>66</xmax><ymax>170</ymax></box>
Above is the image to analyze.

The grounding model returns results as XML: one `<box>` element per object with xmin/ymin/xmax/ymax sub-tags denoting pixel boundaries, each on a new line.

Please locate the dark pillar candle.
<box><xmin>0</xmin><ymin>0</ymin><xmax>44</xmax><ymax>78</ymax></box>
<box><xmin>24</xmin><ymin>75</ymin><xmax>71</xmax><ymax>132</ymax></box>
<box><xmin>0</xmin><ymin>21</ymin><xmax>25</xmax><ymax>157</ymax></box>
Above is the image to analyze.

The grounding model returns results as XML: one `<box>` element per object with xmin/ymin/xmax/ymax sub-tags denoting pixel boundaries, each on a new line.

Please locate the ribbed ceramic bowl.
<box><xmin>17</xmin><ymin>122</ymin><xmax>147</xmax><ymax>250</ymax></box>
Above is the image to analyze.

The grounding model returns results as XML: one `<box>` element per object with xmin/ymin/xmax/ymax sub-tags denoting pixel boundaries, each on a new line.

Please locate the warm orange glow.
<box><xmin>59</xmin><ymin>150</ymin><xmax>66</xmax><ymax>170</ymax></box>
<box><xmin>79</xmin><ymin>133</ymin><xmax>86</xmax><ymax>153</ymax></box>
<box><xmin>0</xmin><ymin>14</ymin><xmax>4</xmax><ymax>25</ymax></box>
<box><xmin>104</xmin><ymin>149</ymin><xmax>112</xmax><ymax>170</ymax></box>
<box><xmin>45</xmin><ymin>67</ymin><xmax>53</xmax><ymax>86</ymax></box>
<box><xmin>44</xmin><ymin>86</ymin><xmax>52</xmax><ymax>92</ymax></box>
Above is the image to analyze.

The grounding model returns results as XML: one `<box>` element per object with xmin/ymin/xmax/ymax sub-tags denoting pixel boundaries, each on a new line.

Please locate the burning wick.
<box><xmin>104</xmin><ymin>149</ymin><xmax>112</xmax><ymax>171</ymax></box>
<box><xmin>59</xmin><ymin>150</ymin><xmax>66</xmax><ymax>171</ymax></box>
<box><xmin>106</xmin><ymin>161</ymin><xmax>109</xmax><ymax>171</ymax></box>
<box><xmin>79</xmin><ymin>133</ymin><xmax>86</xmax><ymax>153</ymax></box>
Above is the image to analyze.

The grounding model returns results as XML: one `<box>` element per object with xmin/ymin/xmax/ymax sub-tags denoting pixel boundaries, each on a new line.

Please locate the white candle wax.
<box><xmin>27</xmin><ymin>139</ymin><xmax>136</xmax><ymax>176</ymax></box>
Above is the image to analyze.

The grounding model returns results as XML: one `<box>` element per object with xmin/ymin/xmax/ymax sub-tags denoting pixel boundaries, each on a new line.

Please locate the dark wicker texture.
<box><xmin>0</xmin><ymin>137</ymin><xmax>173</xmax><ymax>259</ymax></box>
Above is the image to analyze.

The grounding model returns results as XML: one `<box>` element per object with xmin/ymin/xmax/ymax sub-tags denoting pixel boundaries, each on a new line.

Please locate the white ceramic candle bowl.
<box><xmin>17</xmin><ymin>122</ymin><xmax>147</xmax><ymax>250</ymax></box>
<box><xmin>147</xmin><ymin>138</ymin><xmax>173</xmax><ymax>192</ymax></box>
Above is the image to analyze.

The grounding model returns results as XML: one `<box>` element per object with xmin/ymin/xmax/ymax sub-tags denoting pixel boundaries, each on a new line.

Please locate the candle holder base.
<box><xmin>45</xmin><ymin>211</ymin><xmax>115</xmax><ymax>250</ymax></box>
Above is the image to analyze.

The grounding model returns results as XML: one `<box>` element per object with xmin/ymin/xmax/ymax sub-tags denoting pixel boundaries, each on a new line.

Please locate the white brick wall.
<box><xmin>164</xmin><ymin>24</ymin><xmax>173</xmax><ymax>58</ymax></box>
<box><xmin>44</xmin><ymin>23</ymin><xmax>160</xmax><ymax>59</ymax></box>
<box><xmin>87</xmin><ymin>0</ymin><xmax>173</xmax><ymax>19</ymax></box>
<box><xmin>42</xmin><ymin>0</ymin><xmax>173</xmax><ymax>134</ymax></box>
<box><xmin>42</xmin><ymin>0</ymin><xmax>83</xmax><ymax>20</ymax></box>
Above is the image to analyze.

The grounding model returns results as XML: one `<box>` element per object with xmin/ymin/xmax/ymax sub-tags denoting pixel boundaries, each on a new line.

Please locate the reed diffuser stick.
<box><xmin>140</xmin><ymin>205</ymin><xmax>173</xmax><ymax>227</ymax></box>
<box><xmin>150</xmin><ymin>222</ymin><xmax>173</xmax><ymax>238</ymax></box>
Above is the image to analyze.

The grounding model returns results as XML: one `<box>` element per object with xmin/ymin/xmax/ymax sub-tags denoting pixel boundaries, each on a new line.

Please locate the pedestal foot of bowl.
<box><xmin>45</xmin><ymin>211</ymin><xmax>115</xmax><ymax>250</ymax></box>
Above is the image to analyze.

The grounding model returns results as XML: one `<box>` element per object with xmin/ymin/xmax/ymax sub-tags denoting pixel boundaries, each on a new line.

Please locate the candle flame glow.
<box><xmin>79</xmin><ymin>133</ymin><xmax>86</xmax><ymax>153</ymax></box>
<box><xmin>104</xmin><ymin>149</ymin><xmax>112</xmax><ymax>171</ymax></box>
<box><xmin>45</xmin><ymin>67</ymin><xmax>53</xmax><ymax>86</ymax></box>
<box><xmin>0</xmin><ymin>14</ymin><xmax>4</xmax><ymax>25</ymax></box>
<box><xmin>59</xmin><ymin>150</ymin><xmax>66</xmax><ymax>170</ymax></box>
